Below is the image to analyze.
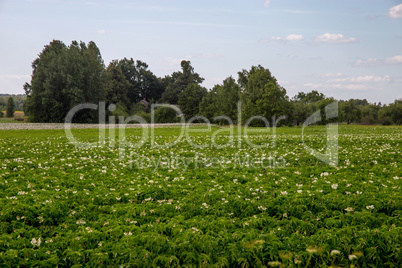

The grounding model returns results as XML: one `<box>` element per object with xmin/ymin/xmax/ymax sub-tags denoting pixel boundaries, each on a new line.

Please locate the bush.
<box><xmin>379</xmin><ymin>116</ymin><xmax>393</xmax><ymax>125</ymax></box>
<box><xmin>0</xmin><ymin>111</ymin><xmax>3</xmax><ymax>118</ymax></box>
<box><xmin>360</xmin><ymin>115</ymin><xmax>377</xmax><ymax>125</ymax></box>
<box><xmin>130</xmin><ymin>103</ymin><xmax>148</xmax><ymax>114</ymax></box>
<box><xmin>109</xmin><ymin>103</ymin><xmax>129</xmax><ymax>119</ymax></box>
<box><xmin>154</xmin><ymin>107</ymin><xmax>179</xmax><ymax>123</ymax></box>
<box><xmin>133</xmin><ymin>111</ymin><xmax>151</xmax><ymax>123</ymax></box>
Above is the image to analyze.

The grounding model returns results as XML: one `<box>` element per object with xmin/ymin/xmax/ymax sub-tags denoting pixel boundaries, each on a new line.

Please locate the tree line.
<box><xmin>0</xmin><ymin>94</ymin><xmax>25</xmax><ymax>118</ymax></box>
<box><xmin>22</xmin><ymin>40</ymin><xmax>401</xmax><ymax>125</ymax></box>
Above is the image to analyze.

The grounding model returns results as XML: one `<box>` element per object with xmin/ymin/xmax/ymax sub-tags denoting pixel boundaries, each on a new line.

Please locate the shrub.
<box><xmin>380</xmin><ymin>116</ymin><xmax>393</xmax><ymax>125</ymax></box>
<box><xmin>360</xmin><ymin>115</ymin><xmax>377</xmax><ymax>125</ymax></box>
<box><xmin>134</xmin><ymin>111</ymin><xmax>151</xmax><ymax>123</ymax></box>
<box><xmin>154</xmin><ymin>107</ymin><xmax>179</xmax><ymax>123</ymax></box>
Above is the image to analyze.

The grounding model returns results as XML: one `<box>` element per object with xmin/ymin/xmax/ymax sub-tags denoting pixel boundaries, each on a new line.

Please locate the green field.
<box><xmin>0</xmin><ymin>125</ymin><xmax>401</xmax><ymax>267</ymax></box>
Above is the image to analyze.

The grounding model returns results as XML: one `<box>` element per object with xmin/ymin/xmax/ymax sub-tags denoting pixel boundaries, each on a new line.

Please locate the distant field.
<box><xmin>0</xmin><ymin>111</ymin><xmax>25</xmax><ymax>123</ymax></box>
<box><xmin>0</xmin><ymin>125</ymin><xmax>400</xmax><ymax>267</ymax></box>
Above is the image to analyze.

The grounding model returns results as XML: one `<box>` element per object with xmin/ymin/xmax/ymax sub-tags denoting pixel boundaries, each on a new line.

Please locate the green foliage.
<box><xmin>178</xmin><ymin>83</ymin><xmax>207</xmax><ymax>120</ymax></box>
<box><xmin>6</xmin><ymin>97</ymin><xmax>14</xmax><ymax>118</ymax></box>
<box><xmin>339</xmin><ymin>99</ymin><xmax>362</xmax><ymax>124</ymax></box>
<box><xmin>24</xmin><ymin>40</ymin><xmax>106</xmax><ymax>123</ymax></box>
<box><xmin>118</xmin><ymin>58</ymin><xmax>164</xmax><ymax>104</ymax></box>
<box><xmin>293</xmin><ymin>90</ymin><xmax>325</xmax><ymax>104</ymax></box>
<box><xmin>0</xmin><ymin>94</ymin><xmax>25</xmax><ymax>112</ymax></box>
<box><xmin>292</xmin><ymin>91</ymin><xmax>329</xmax><ymax>126</ymax></box>
<box><xmin>134</xmin><ymin>111</ymin><xmax>151</xmax><ymax>123</ymax></box>
<box><xmin>238</xmin><ymin>65</ymin><xmax>291</xmax><ymax>126</ymax></box>
<box><xmin>379</xmin><ymin>99</ymin><xmax>402</xmax><ymax>125</ymax></box>
<box><xmin>105</xmin><ymin>60</ymin><xmax>130</xmax><ymax>110</ymax></box>
<box><xmin>153</xmin><ymin>106</ymin><xmax>179</xmax><ymax>123</ymax></box>
<box><xmin>19</xmin><ymin>40</ymin><xmax>402</xmax><ymax>126</ymax></box>
<box><xmin>0</xmin><ymin>111</ymin><xmax>3</xmax><ymax>118</ymax></box>
<box><xmin>0</xmin><ymin>125</ymin><xmax>401</xmax><ymax>266</ymax></box>
<box><xmin>160</xmin><ymin>60</ymin><xmax>204</xmax><ymax>104</ymax></box>
<box><xmin>109</xmin><ymin>103</ymin><xmax>129</xmax><ymax>118</ymax></box>
<box><xmin>199</xmin><ymin>87</ymin><xmax>218</xmax><ymax>121</ymax></box>
<box><xmin>199</xmin><ymin>77</ymin><xmax>241</xmax><ymax>125</ymax></box>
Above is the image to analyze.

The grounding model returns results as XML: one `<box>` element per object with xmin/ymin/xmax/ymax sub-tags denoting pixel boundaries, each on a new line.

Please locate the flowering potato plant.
<box><xmin>0</xmin><ymin>125</ymin><xmax>401</xmax><ymax>267</ymax></box>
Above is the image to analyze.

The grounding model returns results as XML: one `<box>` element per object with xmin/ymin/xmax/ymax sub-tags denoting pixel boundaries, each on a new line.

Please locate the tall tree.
<box><xmin>160</xmin><ymin>60</ymin><xmax>204</xmax><ymax>104</ymax></box>
<box><xmin>199</xmin><ymin>77</ymin><xmax>240</xmax><ymax>124</ymax></box>
<box><xmin>105</xmin><ymin>60</ymin><xmax>131</xmax><ymax>115</ymax></box>
<box><xmin>292</xmin><ymin>90</ymin><xmax>327</xmax><ymax>125</ymax></box>
<box><xmin>24</xmin><ymin>40</ymin><xmax>66</xmax><ymax>122</ymax></box>
<box><xmin>6</xmin><ymin>97</ymin><xmax>14</xmax><ymax>118</ymax></box>
<box><xmin>293</xmin><ymin>90</ymin><xmax>325</xmax><ymax>104</ymax></box>
<box><xmin>340</xmin><ymin>99</ymin><xmax>361</xmax><ymax>124</ymax></box>
<box><xmin>24</xmin><ymin>40</ymin><xmax>106</xmax><ymax>123</ymax></box>
<box><xmin>360</xmin><ymin>103</ymin><xmax>380</xmax><ymax>124</ymax></box>
<box><xmin>199</xmin><ymin>86</ymin><xmax>218</xmax><ymax>121</ymax></box>
<box><xmin>239</xmin><ymin>65</ymin><xmax>291</xmax><ymax>126</ymax></box>
<box><xmin>118</xmin><ymin>58</ymin><xmax>163</xmax><ymax>104</ymax></box>
<box><xmin>215</xmin><ymin>77</ymin><xmax>240</xmax><ymax>122</ymax></box>
<box><xmin>178</xmin><ymin>83</ymin><xmax>207</xmax><ymax>120</ymax></box>
<box><xmin>379</xmin><ymin>99</ymin><xmax>402</xmax><ymax>125</ymax></box>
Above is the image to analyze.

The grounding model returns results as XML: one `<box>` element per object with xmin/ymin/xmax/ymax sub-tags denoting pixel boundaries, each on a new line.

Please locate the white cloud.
<box><xmin>354</xmin><ymin>58</ymin><xmax>379</xmax><ymax>66</ymax></box>
<box><xmin>354</xmin><ymin>55</ymin><xmax>402</xmax><ymax>66</ymax></box>
<box><xmin>184</xmin><ymin>53</ymin><xmax>221</xmax><ymax>59</ymax></box>
<box><xmin>385</xmin><ymin>55</ymin><xmax>402</xmax><ymax>64</ymax></box>
<box><xmin>268</xmin><ymin>34</ymin><xmax>304</xmax><ymax>42</ymax></box>
<box><xmin>283</xmin><ymin>34</ymin><xmax>304</xmax><ymax>41</ymax></box>
<box><xmin>354</xmin><ymin>75</ymin><xmax>390</xmax><ymax>82</ymax></box>
<box><xmin>264</xmin><ymin>0</ymin><xmax>270</xmax><ymax>8</ymax></box>
<box><xmin>314</xmin><ymin>33</ymin><xmax>357</xmax><ymax>43</ymax></box>
<box><xmin>303</xmin><ymin>83</ymin><xmax>368</xmax><ymax>91</ymax></box>
<box><xmin>342</xmin><ymin>84</ymin><xmax>368</xmax><ymax>90</ymax></box>
<box><xmin>329</xmin><ymin>75</ymin><xmax>391</xmax><ymax>83</ymax></box>
<box><xmin>96</xmin><ymin>29</ymin><xmax>106</xmax><ymax>35</ymax></box>
<box><xmin>389</xmin><ymin>4</ymin><xmax>402</xmax><ymax>18</ymax></box>
<box><xmin>323</xmin><ymin>72</ymin><xmax>343</xmax><ymax>77</ymax></box>
<box><xmin>303</xmin><ymin>73</ymin><xmax>392</xmax><ymax>93</ymax></box>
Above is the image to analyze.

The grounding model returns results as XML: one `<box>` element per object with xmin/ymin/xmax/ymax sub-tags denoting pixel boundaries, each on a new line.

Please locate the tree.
<box><xmin>6</xmin><ymin>97</ymin><xmax>15</xmax><ymax>118</ymax></box>
<box><xmin>215</xmin><ymin>77</ymin><xmax>241</xmax><ymax>123</ymax></box>
<box><xmin>118</xmin><ymin>58</ymin><xmax>163</xmax><ymax>105</ymax></box>
<box><xmin>178</xmin><ymin>83</ymin><xmax>207</xmax><ymax>120</ymax></box>
<box><xmin>24</xmin><ymin>40</ymin><xmax>106</xmax><ymax>123</ymax></box>
<box><xmin>199</xmin><ymin>77</ymin><xmax>241</xmax><ymax>124</ymax></box>
<box><xmin>360</xmin><ymin>104</ymin><xmax>380</xmax><ymax>125</ymax></box>
<box><xmin>340</xmin><ymin>99</ymin><xmax>361</xmax><ymax>124</ymax></box>
<box><xmin>199</xmin><ymin>86</ymin><xmax>218</xmax><ymax>121</ymax></box>
<box><xmin>160</xmin><ymin>60</ymin><xmax>204</xmax><ymax>104</ymax></box>
<box><xmin>379</xmin><ymin>99</ymin><xmax>402</xmax><ymax>125</ymax></box>
<box><xmin>238</xmin><ymin>65</ymin><xmax>291</xmax><ymax>126</ymax></box>
<box><xmin>105</xmin><ymin>60</ymin><xmax>130</xmax><ymax>115</ymax></box>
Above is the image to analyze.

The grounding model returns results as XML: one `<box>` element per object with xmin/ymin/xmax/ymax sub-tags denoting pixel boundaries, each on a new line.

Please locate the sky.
<box><xmin>0</xmin><ymin>0</ymin><xmax>401</xmax><ymax>104</ymax></box>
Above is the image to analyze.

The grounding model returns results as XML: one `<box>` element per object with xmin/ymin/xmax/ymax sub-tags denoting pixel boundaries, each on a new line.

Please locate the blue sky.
<box><xmin>0</xmin><ymin>0</ymin><xmax>401</xmax><ymax>103</ymax></box>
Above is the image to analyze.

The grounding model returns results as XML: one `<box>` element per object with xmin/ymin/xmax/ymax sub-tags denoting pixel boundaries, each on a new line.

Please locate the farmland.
<box><xmin>0</xmin><ymin>125</ymin><xmax>401</xmax><ymax>267</ymax></box>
